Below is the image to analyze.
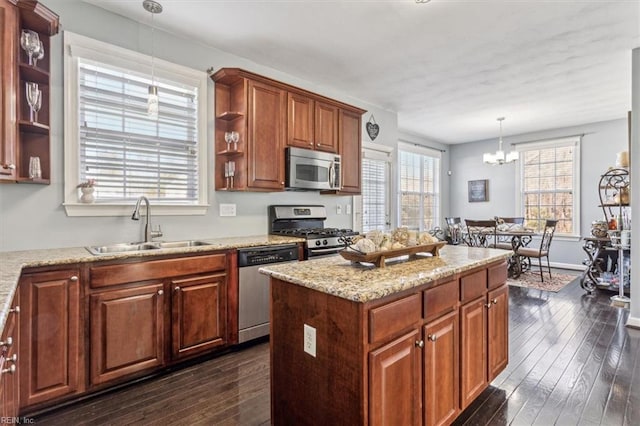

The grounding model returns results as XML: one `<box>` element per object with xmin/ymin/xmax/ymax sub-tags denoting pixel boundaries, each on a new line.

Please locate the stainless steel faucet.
<box><xmin>131</xmin><ymin>196</ymin><xmax>163</xmax><ymax>242</ymax></box>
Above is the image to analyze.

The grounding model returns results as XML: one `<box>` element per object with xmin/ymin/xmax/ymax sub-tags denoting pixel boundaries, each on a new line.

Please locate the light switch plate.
<box><xmin>303</xmin><ymin>324</ymin><xmax>316</xmax><ymax>357</ymax></box>
<box><xmin>336</xmin><ymin>205</ymin><xmax>342</xmax><ymax>215</ymax></box>
<box><xmin>219</xmin><ymin>203</ymin><xmax>236</xmax><ymax>217</ymax></box>
<box><xmin>346</xmin><ymin>204</ymin><xmax>352</xmax><ymax>215</ymax></box>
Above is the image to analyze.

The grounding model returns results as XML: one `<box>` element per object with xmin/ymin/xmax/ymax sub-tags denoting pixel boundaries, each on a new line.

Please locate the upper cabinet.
<box><xmin>0</xmin><ymin>0</ymin><xmax>58</xmax><ymax>184</ymax></box>
<box><xmin>211</xmin><ymin>68</ymin><xmax>365</xmax><ymax>193</ymax></box>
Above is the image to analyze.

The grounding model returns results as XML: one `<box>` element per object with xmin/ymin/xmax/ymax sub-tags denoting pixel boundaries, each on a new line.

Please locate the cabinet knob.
<box><xmin>6</xmin><ymin>354</ymin><xmax>17</xmax><ymax>363</ymax></box>
<box><xmin>427</xmin><ymin>334</ymin><xmax>437</xmax><ymax>342</ymax></box>
<box><xmin>485</xmin><ymin>303</ymin><xmax>492</xmax><ymax>309</ymax></box>
<box><xmin>70</xmin><ymin>276</ymin><xmax>79</xmax><ymax>281</ymax></box>
<box><xmin>1</xmin><ymin>365</ymin><xmax>16</xmax><ymax>375</ymax></box>
<box><xmin>415</xmin><ymin>340</ymin><xmax>425</xmax><ymax>348</ymax></box>
<box><xmin>492</xmin><ymin>298</ymin><xmax>498</xmax><ymax>305</ymax></box>
<box><xmin>9</xmin><ymin>306</ymin><xmax>19</xmax><ymax>314</ymax></box>
<box><xmin>316</xmin><ymin>143</ymin><xmax>321</xmax><ymax>147</ymax></box>
<box><xmin>309</xmin><ymin>142</ymin><xmax>313</xmax><ymax>146</ymax></box>
<box><xmin>174</xmin><ymin>286</ymin><xmax>180</xmax><ymax>292</ymax></box>
<box><xmin>158</xmin><ymin>290</ymin><xmax>164</xmax><ymax>296</ymax></box>
<box><xmin>0</xmin><ymin>337</ymin><xmax>13</xmax><ymax>347</ymax></box>
<box><xmin>2</xmin><ymin>164</ymin><xmax>16</xmax><ymax>170</ymax></box>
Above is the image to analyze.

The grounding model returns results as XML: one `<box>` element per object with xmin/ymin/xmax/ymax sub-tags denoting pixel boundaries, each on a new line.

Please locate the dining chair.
<box><xmin>445</xmin><ymin>217</ymin><xmax>463</xmax><ymax>245</ymax></box>
<box><xmin>494</xmin><ymin>217</ymin><xmax>526</xmax><ymax>249</ymax></box>
<box><xmin>464</xmin><ymin>219</ymin><xmax>497</xmax><ymax>247</ymax></box>
<box><xmin>516</xmin><ymin>219</ymin><xmax>558</xmax><ymax>282</ymax></box>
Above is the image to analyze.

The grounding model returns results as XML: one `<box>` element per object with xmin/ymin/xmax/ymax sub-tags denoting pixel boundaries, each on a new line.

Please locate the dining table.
<box><xmin>493</xmin><ymin>228</ymin><xmax>535</xmax><ymax>279</ymax></box>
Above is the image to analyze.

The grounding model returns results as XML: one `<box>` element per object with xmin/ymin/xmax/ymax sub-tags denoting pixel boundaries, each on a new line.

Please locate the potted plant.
<box><xmin>77</xmin><ymin>179</ymin><xmax>96</xmax><ymax>203</ymax></box>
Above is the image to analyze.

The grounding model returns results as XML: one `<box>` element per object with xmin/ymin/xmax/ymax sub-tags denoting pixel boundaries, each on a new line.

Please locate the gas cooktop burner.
<box><xmin>274</xmin><ymin>228</ymin><xmax>357</xmax><ymax>238</ymax></box>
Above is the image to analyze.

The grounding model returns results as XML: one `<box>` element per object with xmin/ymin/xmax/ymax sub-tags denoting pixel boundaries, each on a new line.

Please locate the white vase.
<box><xmin>80</xmin><ymin>187</ymin><xmax>95</xmax><ymax>203</ymax></box>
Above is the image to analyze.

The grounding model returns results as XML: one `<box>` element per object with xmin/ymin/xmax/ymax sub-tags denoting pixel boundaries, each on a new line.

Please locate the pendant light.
<box><xmin>483</xmin><ymin>117</ymin><xmax>519</xmax><ymax>165</ymax></box>
<box><xmin>143</xmin><ymin>0</ymin><xmax>162</xmax><ymax>120</ymax></box>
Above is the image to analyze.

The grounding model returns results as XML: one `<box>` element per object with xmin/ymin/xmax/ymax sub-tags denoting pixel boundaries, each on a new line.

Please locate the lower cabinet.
<box><xmin>171</xmin><ymin>273</ymin><xmax>227</xmax><ymax>360</ymax></box>
<box><xmin>1</xmin><ymin>293</ymin><xmax>19</xmax><ymax>418</ymax></box>
<box><xmin>488</xmin><ymin>285</ymin><xmax>509</xmax><ymax>381</ymax></box>
<box><xmin>90</xmin><ymin>282</ymin><xmax>165</xmax><ymax>385</ymax></box>
<box><xmin>369</xmin><ymin>329</ymin><xmax>422</xmax><ymax>426</ymax></box>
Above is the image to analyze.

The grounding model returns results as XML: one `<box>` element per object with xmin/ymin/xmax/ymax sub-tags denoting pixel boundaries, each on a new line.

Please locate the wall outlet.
<box><xmin>336</xmin><ymin>205</ymin><xmax>342</xmax><ymax>215</ymax></box>
<box><xmin>303</xmin><ymin>324</ymin><xmax>316</xmax><ymax>357</ymax></box>
<box><xmin>346</xmin><ymin>204</ymin><xmax>352</xmax><ymax>215</ymax></box>
<box><xmin>219</xmin><ymin>203</ymin><xmax>236</xmax><ymax>217</ymax></box>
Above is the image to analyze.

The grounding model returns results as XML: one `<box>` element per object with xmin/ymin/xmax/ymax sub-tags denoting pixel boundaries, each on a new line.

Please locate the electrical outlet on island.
<box><xmin>303</xmin><ymin>324</ymin><xmax>316</xmax><ymax>357</ymax></box>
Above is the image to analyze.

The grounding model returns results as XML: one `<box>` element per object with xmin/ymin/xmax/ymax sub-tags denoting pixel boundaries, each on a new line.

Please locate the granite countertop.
<box><xmin>0</xmin><ymin>235</ymin><xmax>304</xmax><ymax>332</ymax></box>
<box><xmin>259</xmin><ymin>245</ymin><xmax>512</xmax><ymax>303</ymax></box>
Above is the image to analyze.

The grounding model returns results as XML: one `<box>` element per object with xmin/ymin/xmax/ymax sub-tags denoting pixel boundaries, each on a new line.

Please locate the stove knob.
<box><xmin>323</xmin><ymin>240</ymin><xmax>328</xmax><ymax>246</ymax></box>
<box><xmin>315</xmin><ymin>240</ymin><xmax>321</xmax><ymax>246</ymax></box>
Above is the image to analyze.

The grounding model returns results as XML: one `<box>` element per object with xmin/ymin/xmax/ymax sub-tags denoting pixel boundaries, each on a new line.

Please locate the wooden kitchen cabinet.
<box><xmin>0</xmin><ymin>292</ymin><xmax>20</xmax><ymax>418</ymax></box>
<box><xmin>171</xmin><ymin>272</ymin><xmax>227</xmax><ymax>360</ymax></box>
<box><xmin>0</xmin><ymin>0</ymin><xmax>58</xmax><ymax>184</ymax></box>
<box><xmin>488</xmin><ymin>285</ymin><xmax>509</xmax><ymax>381</ymax></box>
<box><xmin>212</xmin><ymin>68</ymin><xmax>365</xmax><ymax>192</ymax></box>
<box><xmin>89</xmin><ymin>282</ymin><xmax>165</xmax><ymax>386</ymax></box>
<box><xmin>323</xmin><ymin>108</ymin><xmax>362</xmax><ymax>194</ymax></box>
<box><xmin>369</xmin><ymin>329</ymin><xmax>421</xmax><ymax>426</ymax></box>
<box><xmin>19</xmin><ymin>268</ymin><xmax>82</xmax><ymax>409</ymax></box>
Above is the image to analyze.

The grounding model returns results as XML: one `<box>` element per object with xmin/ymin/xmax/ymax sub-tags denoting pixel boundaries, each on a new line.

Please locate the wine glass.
<box><xmin>230</xmin><ymin>131</ymin><xmax>239</xmax><ymax>151</ymax></box>
<box><xmin>32</xmin><ymin>41</ymin><xmax>44</xmax><ymax>68</ymax></box>
<box><xmin>224</xmin><ymin>131</ymin><xmax>234</xmax><ymax>151</ymax></box>
<box><xmin>26</xmin><ymin>82</ymin><xmax>42</xmax><ymax>123</ymax></box>
<box><xmin>20</xmin><ymin>30</ymin><xmax>40</xmax><ymax>66</ymax></box>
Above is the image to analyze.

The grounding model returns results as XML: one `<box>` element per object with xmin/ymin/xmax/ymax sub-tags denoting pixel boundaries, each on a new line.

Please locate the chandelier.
<box><xmin>483</xmin><ymin>117</ymin><xmax>519</xmax><ymax>165</ymax></box>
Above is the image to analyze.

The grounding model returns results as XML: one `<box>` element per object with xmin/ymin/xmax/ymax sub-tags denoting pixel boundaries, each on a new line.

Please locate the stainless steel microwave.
<box><xmin>285</xmin><ymin>147</ymin><xmax>341</xmax><ymax>191</ymax></box>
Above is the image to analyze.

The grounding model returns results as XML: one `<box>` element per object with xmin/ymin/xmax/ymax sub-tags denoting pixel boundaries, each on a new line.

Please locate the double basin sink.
<box><xmin>86</xmin><ymin>240</ymin><xmax>214</xmax><ymax>255</ymax></box>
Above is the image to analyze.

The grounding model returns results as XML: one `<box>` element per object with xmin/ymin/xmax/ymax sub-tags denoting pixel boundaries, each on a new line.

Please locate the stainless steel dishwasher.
<box><xmin>237</xmin><ymin>244</ymin><xmax>299</xmax><ymax>343</ymax></box>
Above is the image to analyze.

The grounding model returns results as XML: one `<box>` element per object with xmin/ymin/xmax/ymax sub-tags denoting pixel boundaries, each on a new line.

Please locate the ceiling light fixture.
<box><xmin>415</xmin><ymin>0</ymin><xmax>431</xmax><ymax>3</ymax></box>
<box><xmin>143</xmin><ymin>0</ymin><xmax>162</xmax><ymax>120</ymax></box>
<box><xmin>483</xmin><ymin>117</ymin><xmax>519</xmax><ymax>165</ymax></box>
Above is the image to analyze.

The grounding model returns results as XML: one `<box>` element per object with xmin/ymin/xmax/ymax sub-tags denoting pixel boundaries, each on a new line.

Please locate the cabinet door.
<box><xmin>247</xmin><ymin>80</ymin><xmax>285</xmax><ymax>190</ymax></box>
<box><xmin>424</xmin><ymin>311</ymin><xmax>459</xmax><ymax>426</ymax></box>
<box><xmin>171</xmin><ymin>273</ymin><xmax>227</xmax><ymax>360</ymax></box>
<box><xmin>1</xmin><ymin>293</ymin><xmax>19</xmax><ymax>418</ymax></box>
<box><xmin>19</xmin><ymin>269</ymin><xmax>82</xmax><ymax>407</ymax></box>
<box><xmin>488</xmin><ymin>285</ymin><xmax>509</xmax><ymax>381</ymax></box>
<box><xmin>287</xmin><ymin>92</ymin><xmax>314</xmax><ymax>149</ymax></box>
<box><xmin>460</xmin><ymin>296</ymin><xmax>487</xmax><ymax>409</ymax></box>
<box><xmin>338</xmin><ymin>108</ymin><xmax>362</xmax><ymax>194</ymax></box>
<box><xmin>369</xmin><ymin>329</ymin><xmax>421</xmax><ymax>426</ymax></box>
<box><xmin>314</xmin><ymin>101</ymin><xmax>339</xmax><ymax>153</ymax></box>
<box><xmin>0</xmin><ymin>0</ymin><xmax>17</xmax><ymax>180</ymax></box>
<box><xmin>90</xmin><ymin>283</ymin><xmax>165</xmax><ymax>386</ymax></box>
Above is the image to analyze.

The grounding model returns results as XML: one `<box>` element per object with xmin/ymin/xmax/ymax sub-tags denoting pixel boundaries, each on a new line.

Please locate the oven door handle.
<box><xmin>309</xmin><ymin>247</ymin><xmax>343</xmax><ymax>254</ymax></box>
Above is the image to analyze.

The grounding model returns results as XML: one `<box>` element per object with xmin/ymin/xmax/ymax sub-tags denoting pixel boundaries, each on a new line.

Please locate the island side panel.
<box><xmin>270</xmin><ymin>278</ymin><xmax>365</xmax><ymax>425</ymax></box>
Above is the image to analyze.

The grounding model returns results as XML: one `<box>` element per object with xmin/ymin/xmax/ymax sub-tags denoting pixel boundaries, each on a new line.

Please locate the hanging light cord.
<box><xmin>151</xmin><ymin>10</ymin><xmax>155</xmax><ymax>87</ymax></box>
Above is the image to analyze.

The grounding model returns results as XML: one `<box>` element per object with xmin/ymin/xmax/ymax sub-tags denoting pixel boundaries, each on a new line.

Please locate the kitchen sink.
<box><xmin>86</xmin><ymin>242</ymin><xmax>160</xmax><ymax>255</ymax></box>
<box><xmin>153</xmin><ymin>240</ymin><xmax>213</xmax><ymax>249</ymax></box>
<box><xmin>86</xmin><ymin>240</ymin><xmax>214</xmax><ymax>255</ymax></box>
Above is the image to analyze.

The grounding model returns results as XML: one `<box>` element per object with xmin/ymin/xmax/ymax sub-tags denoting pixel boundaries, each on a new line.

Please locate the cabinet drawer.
<box><xmin>487</xmin><ymin>261</ymin><xmax>508</xmax><ymax>289</ymax></box>
<box><xmin>424</xmin><ymin>279</ymin><xmax>459</xmax><ymax>322</ymax></box>
<box><xmin>460</xmin><ymin>269</ymin><xmax>487</xmax><ymax>303</ymax></box>
<box><xmin>369</xmin><ymin>293</ymin><xmax>421</xmax><ymax>344</ymax></box>
<box><xmin>90</xmin><ymin>254</ymin><xmax>227</xmax><ymax>288</ymax></box>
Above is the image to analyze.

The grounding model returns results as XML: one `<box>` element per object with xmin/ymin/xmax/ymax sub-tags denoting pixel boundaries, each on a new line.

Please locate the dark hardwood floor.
<box><xmin>36</xmin><ymin>277</ymin><xmax>639</xmax><ymax>425</ymax></box>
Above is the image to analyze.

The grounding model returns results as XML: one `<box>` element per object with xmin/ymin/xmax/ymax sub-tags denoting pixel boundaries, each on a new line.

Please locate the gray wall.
<box><xmin>0</xmin><ymin>0</ymin><xmax>396</xmax><ymax>251</ymax></box>
<box><xmin>449</xmin><ymin>118</ymin><xmax>630</xmax><ymax>267</ymax></box>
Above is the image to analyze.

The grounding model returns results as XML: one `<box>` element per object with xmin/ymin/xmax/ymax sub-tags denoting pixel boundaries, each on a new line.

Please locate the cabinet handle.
<box><xmin>492</xmin><ymin>298</ymin><xmax>498</xmax><ymax>305</ymax></box>
<box><xmin>0</xmin><ymin>337</ymin><xmax>13</xmax><ymax>347</ymax></box>
<box><xmin>157</xmin><ymin>290</ymin><xmax>164</xmax><ymax>296</ymax></box>
<box><xmin>317</xmin><ymin>143</ymin><xmax>321</xmax><ymax>147</ymax></box>
<box><xmin>415</xmin><ymin>340</ymin><xmax>425</xmax><ymax>348</ymax></box>
<box><xmin>6</xmin><ymin>354</ymin><xmax>17</xmax><ymax>364</ymax></box>
<box><xmin>1</xmin><ymin>365</ymin><xmax>16</xmax><ymax>375</ymax></box>
<box><xmin>70</xmin><ymin>276</ymin><xmax>79</xmax><ymax>281</ymax></box>
<box><xmin>427</xmin><ymin>334</ymin><xmax>437</xmax><ymax>342</ymax></box>
<box><xmin>174</xmin><ymin>286</ymin><xmax>180</xmax><ymax>292</ymax></box>
<box><xmin>485</xmin><ymin>303</ymin><xmax>492</xmax><ymax>309</ymax></box>
<box><xmin>9</xmin><ymin>306</ymin><xmax>19</xmax><ymax>314</ymax></box>
<box><xmin>309</xmin><ymin>142</ymin><xmax>314</xmax><ymax>146</ymax></box>
<box><xmin>2</xmin><ymin>164</ymin><xmax>16</xmax><ymax>170</ymax></box>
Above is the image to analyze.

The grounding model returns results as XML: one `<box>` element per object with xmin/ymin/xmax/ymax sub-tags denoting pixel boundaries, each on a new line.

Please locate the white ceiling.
<box><xmin>86</xmin><ymin>0</ymin><xmax>640</xmax><ymax>144</ymax></box>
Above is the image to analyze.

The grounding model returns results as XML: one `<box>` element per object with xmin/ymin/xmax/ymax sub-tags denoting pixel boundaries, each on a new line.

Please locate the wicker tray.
<box><xmin>339</xmin><ymin>241</ymin><xmax>447</xmax><ymax>268</ymax></box>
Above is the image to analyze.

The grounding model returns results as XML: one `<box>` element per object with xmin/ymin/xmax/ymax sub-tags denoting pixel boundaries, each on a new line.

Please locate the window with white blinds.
<box><xmin>398</xmin><ymin>143</ymin><xmax>441</xmax><ymax>231</ymax></box>
<box><xmin>362</xmin><ymin>150</ymin><xmax>391</xmax><ymax>232</ymax></box>
<box><xmin>79</xmin><ymin>61</ymin><xmax>198</xmax><ymax>203</ymax></box>
<box><xmin>63</xmin><ymin>32</ymin><xmax>208</xmax><ymax>216</ymax></box>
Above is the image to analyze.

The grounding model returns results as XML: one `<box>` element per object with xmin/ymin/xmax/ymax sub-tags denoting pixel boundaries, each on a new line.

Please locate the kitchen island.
<box><xmin>260</xmin><ymin>245</ymin><xmax>511</xmax><ymax>426</ymax></box>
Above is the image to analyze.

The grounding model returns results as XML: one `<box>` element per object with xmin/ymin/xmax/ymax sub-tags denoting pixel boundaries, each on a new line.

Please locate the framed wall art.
<box><xmin>468</xmin><ymin>179</ymin><xmax>489</xmax><ymax>202</ymax></box>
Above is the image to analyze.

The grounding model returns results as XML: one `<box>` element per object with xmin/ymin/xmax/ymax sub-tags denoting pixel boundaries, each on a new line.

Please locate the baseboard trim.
<box><xmin>626</xmin><ymin>317</ymin><xmax>640</xmax><ymax>329</ymax></box>
<box><xmin>549</xmin><ymin>262</ymin><xmax>584</xmax><ymax>271</ymax></box>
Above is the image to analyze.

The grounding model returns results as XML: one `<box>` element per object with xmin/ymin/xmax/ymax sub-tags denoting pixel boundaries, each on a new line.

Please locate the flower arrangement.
<box><xmin>77</xmin><ymin>179</ymin><xmax>96</xmax><ymax>188</ymax></box>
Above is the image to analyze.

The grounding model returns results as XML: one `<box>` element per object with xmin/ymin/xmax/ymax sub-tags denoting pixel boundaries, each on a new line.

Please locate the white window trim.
<box><xmin>62</xmin><ymin>32</ymin><xmax>209</xmax><ymax>217</ymax></box>
<box><xmin>359</xmin><ymin>141</ymin><xmax>393</xmax><ymax>232</ymax></box>
<box><xmin>396</xmin><ymin>141</ymin><xmax>442</xmax><ymax>231</ymax></box>
<box><xmin>514</xmin><ymin>136</ymin><xmax>581</xmax><ymax>238</ymax></box>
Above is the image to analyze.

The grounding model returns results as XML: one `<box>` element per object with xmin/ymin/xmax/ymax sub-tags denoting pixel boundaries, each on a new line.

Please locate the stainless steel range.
<box><xmin>268</xmin><ymin>205</ymin><xmax>358</xmax><ymax>258</ymax></box>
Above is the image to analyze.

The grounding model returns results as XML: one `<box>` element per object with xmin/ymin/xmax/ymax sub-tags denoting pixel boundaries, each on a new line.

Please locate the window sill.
<box><xmin>64</xmin><ymin>203</ymin><xmax>210</xmax><ymax>217</ymax></box>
